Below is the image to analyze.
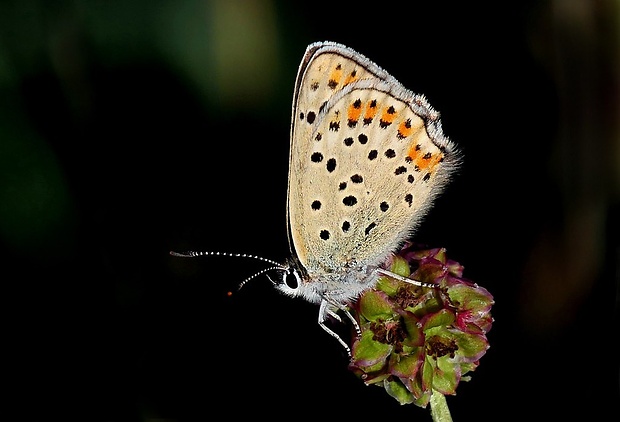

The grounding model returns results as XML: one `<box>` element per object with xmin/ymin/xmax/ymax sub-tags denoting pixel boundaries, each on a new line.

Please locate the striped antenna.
<box><xmin>169</xmin><ymin>250</ymin><xmax>288</xmax><ymax>292</ymax></box>
<box><xmin>170</xmin><ymin>250</ymin><xmax>285</xmax><ymax>268</ymax></box>
<box><xmin>237</xmin><ymin>266</ymin><xmax>284</xmax><ymax>290</ymax></box>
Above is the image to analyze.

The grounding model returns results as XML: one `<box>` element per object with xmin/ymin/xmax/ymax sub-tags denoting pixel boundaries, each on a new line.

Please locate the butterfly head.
<box><xmin>271</xmin><ymin>259</ymin><xmax>324</xmax><ymax>304</ymax></box>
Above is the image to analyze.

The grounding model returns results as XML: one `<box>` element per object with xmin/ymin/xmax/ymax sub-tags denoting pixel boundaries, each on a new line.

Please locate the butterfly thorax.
<box><xmin>275</xmin><ymin>257</ymin><xmax>379</xmax><ymax>305</ymax></box>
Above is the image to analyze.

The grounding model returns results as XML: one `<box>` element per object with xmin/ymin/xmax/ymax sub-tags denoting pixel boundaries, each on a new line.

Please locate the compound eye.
<box><xmin>283</xmin><ymin>270</ymin><xmax>300</xmax><ymax>290</ymax></box>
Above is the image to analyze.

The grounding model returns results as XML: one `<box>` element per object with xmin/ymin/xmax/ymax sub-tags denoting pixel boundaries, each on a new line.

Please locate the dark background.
<box><xmin>2</xmin><ymin>1</ymin><xmax>618</xmax><ymax>420</ymax></box>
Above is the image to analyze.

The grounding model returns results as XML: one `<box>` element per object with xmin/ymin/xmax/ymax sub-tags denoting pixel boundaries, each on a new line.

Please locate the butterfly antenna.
<box><xmin>237</xmin><ymin>266</ymin><xmax>282</xmax><ymax>290</ymax></box>
<box><xmin>169</xmin><ymin>250</ymin><xmax>287</xmax><ymax>291</ymax></box>
<box><xmin>170</xmin><ymin>250</ymin><xmax>285</xmax><ymax>269</ymax></box>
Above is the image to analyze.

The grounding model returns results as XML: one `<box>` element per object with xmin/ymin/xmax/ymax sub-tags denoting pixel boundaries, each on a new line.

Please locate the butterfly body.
<box><xmin>282</xmin><ymin>256</ymin><xmax>377</xmax><ymax>304</ymax></box>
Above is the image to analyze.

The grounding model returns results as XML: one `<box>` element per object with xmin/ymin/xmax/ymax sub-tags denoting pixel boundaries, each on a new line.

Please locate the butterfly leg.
<box><xmin>325</xmin><ymin>298</ymin><xmax>362</xmax><ymax>338</ymax></box>
<box><xmin>325</xmin><ymin>307</ymin><xmax>343</xmax><ymax>323</ymax></box>
<box><xmin>376</xmin><ymin>268</ymin><xmax>438</xmax><ymax>288</ymax></box>
<box><xmin>318</xmin><ymin>299</ymin><xmax>353</xmax><ymax>357</ymax></box>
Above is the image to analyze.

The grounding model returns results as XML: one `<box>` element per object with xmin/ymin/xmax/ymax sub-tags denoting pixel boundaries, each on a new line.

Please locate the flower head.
<box><xmin>348</xmin><ymin>243</ymin><xmax>494</xmax><ymax>407</ymax></box>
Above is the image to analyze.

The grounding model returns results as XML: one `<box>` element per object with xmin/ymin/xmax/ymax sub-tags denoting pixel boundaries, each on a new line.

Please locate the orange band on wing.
<box><xmin>380</xmin><ymin>106</ymin><xmax>397</xmax><ymax>127</ymax></box>
<box><xmin>408</xmin><ymin>147</ymin><xmax>443</xmax><ymax>173</ymax></box>
<box><xmin>328</xmin><ymin>64</ymin><xmax>343</xmax><ymax>89</ymax></box>
<box><xmin>343</xmin><ymin>70</ymin><xmax>358</xmax><ymax>86</ymax></box>
<box><xmin>363</xmin><ymin>99</ymin><xmax>378</xmax><ymax>123</ymax></box>
<box><xmin>397</xmin><ymin>118</ymin><xmax>413</xmax><ymax>139</ymax></box>
<box><xmin>347</xmin><ymin>99</ymin><xmax>363</xmax><ymax>123</ymax></box>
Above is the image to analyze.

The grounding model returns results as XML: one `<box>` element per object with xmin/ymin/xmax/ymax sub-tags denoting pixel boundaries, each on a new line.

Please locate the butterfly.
<box><xmin>172</xmin><ymin>41</ymin><xmax>460</xmax><ymax>356</ymax></box>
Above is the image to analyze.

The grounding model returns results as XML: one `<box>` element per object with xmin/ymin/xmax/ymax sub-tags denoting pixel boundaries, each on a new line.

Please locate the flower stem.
<box><xmin>430</xmin><ymin>390</ymin><xmax>452</xmax><ymax>422</ymax></box>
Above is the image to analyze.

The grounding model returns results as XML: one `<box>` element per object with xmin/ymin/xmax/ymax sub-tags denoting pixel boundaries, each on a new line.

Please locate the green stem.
<box><xmin>429</xmin><ymin>390</ymin><xmax>452</xmax><ymax>422</ymax></box>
